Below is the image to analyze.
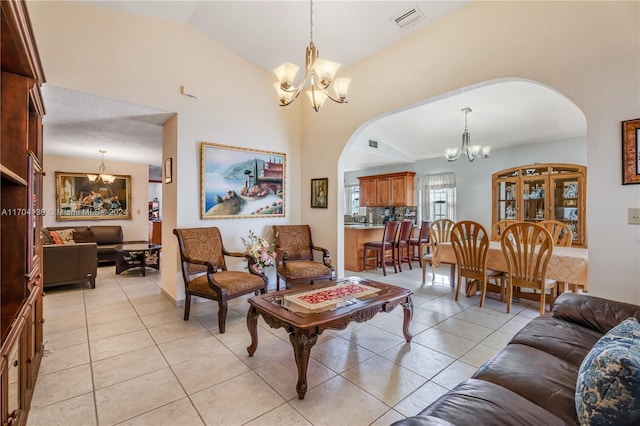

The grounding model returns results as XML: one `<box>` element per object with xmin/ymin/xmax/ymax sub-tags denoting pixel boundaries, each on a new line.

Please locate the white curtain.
<box><xmin>418</xmin><ymin>172</ymin><xmax>457</xmax><ymax>221</ymax></box>
<box><xmin>344</xmin><ymin>184</ymin><xmax>358</xmax><ymax>215</ymax></box>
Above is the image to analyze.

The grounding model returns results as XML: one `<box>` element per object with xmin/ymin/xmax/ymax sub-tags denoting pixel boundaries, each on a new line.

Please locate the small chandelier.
<box><xmin>87</xmin><ymin>150</ymin><xmax>115</xmax><ymax>184</ymax></box>
<box><xmin>444</xmin><ymin>107</ymin><xmax>491</xmax><ymax>162</ymax></box>
<box><xmin>273</xmin><ymin>0</ymin><xmax>351</xmax><ymax>112</ymax></box>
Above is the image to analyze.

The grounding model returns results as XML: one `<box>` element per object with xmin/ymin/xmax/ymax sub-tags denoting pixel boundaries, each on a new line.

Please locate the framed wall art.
<box><xmin>622</xmin><ymin>118</ymin><xmax>640</xmax><ymax>184</ymax></box>
<box><xmin>311</xmin><ymin>178</ymin><xmax>328</xmax><ymax>208</ymax></box>
<box><xmin>55</xmin><ymin>172</ymin><xmax>131</xmax><ymax>220</ymax></box>
<box><xmin>200</xmin><ymin>142</ymin><xmax>285</xmax><ymax>219</ymax></box>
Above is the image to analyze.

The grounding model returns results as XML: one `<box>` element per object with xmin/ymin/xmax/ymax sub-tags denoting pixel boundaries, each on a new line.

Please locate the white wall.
<box><xmin>42</xmin><ymin>155</ymin><xmax>150</xmax><ymax>241</ymax></box>
<box><xmin>29</xmin><ymin>1</ymin><xmax>300</xmax><ymax>300</ymax></box>
<box><xmin>300</xmin><ymin>1</ymin><xmax>640</xmax><ymax>303</ymax></box>
<box><xmin>345</xmin><ymin>137</ymin><xmax>587</xmax><ymax>232</ymax></box>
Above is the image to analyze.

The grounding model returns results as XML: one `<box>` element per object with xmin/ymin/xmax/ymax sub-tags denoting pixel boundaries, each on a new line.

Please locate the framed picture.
<box><xmin>622</xmin><ymin>118</ymin><xmax>640</xmax><ymax>184</ymax></box>
<box><xmin>200</xmin><ymin>142</ymin><xmax>285</xmax><ymax>219</ymax></box>
<box><xmin>164</xmin><ymin>158</ymin><xmax>172</xmax><ymax>184</ymax></box>
<box><xmin>55</xmin><ymin>172</ymin><xmax>131</xmax><ymax>220</ymax></box>
<box><xmin>311</xmin><ymin>178</ymin><xmax>328</xmax><ymax>208</ymax></box>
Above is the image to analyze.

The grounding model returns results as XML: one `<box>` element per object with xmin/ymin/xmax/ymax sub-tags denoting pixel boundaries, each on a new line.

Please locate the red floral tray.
<box><xmin>284</xmin><ymin>283</ymin><xmax>379</xmax><ymax>311</ymax></box>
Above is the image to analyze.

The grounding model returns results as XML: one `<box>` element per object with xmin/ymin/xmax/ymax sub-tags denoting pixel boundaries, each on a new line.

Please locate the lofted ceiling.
<box><xmin>42</xmin><ymin>1</ymin><xmax>586</xmax><ymax>173</ymax></box>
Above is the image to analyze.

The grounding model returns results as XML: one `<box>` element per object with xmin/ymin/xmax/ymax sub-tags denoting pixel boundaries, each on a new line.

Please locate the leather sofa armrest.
<box><xmin>43</xmin><ymin>243</ymin><xmax>98</xmax><ymax>288</ymax></box>
<box><xmin>552</xmin><ymin>293</ymin><xmax>640</xmax><ymax>334</ymax></box>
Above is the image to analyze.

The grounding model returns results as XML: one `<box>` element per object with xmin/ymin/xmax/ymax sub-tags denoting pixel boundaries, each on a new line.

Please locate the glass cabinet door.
<box><xmin>495</xmin><ymin>178</ymin><xmax>519</xmax><ymax>221</ymax></box>
<box><xmin>551</xmin><ymin>173</ymin><xmax>583</xmax><ymax>245</ymax></box>
<box><xmin>522</xmin><ymin>176</ymin><xmax>548</xmax><ymax>223</ymax></box>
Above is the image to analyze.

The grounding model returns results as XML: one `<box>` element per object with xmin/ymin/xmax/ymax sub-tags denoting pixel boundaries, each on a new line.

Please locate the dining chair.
<box><xmin>173</xmin><ymin>227</ymin><xmax>268</xmax><ymax>333</ymax></box>
<box><xmin>500</xmin><ymin>222</ymin><xmax>557</xmax><ymax>316</ymax></box>
<box><xmin>409</xmin><ymin>220</ymin><xmax>431</xmax><ymax>265</ymax></box>
<box><xmin>491</xmin><ymin>219</ymin><xmax>517</xmax><ymax>241</ymax></box>
<box><xmin>539</xmin><ymin>220</ymin><xmax>573</xmax><ymax>247</ymax></box>
<box><xmin>394</xmin><ymin>220</ymin><xmax>414</xmax><ymax>271</ymax></box>
<box><xmin>272</xmin><ymin>225</ymin><xmax>335</xmax><ymax>291</ymax></box>
<box><xmin>362</xmin><ymin>221</ymin><xmax>400</xmax><ymax>276</ymax></box>
<box><xmin>431</xmin><ymin>218</ymin><xmax>457</xmax><ymax>286</ymax></box>
<box><xmin>539</xmin><ymin>219</ymin><xmax>576</xmax><ymax>293</ymax></box>
<box><xmin>421</xmin><ymin>228</ymin><xmax>439</xmax><ymax>285</ymax></box>
<box><xmin>450</xmin><ymin>221</ymin><xmax>505</xmax><ymax>307</ymax></box>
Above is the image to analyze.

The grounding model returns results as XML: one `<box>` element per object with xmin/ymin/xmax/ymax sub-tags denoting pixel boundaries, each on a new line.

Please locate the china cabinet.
<box><xmin>492</xmin><ymin>163</ymin><xmax>586</xmax><ymax>247</ymax></box>
<box><xmin>1</xmin><ymin>1</ymin><xmax>46</xmax><ymax>425</ymax></box>
<box><xmin>358</xmin><ymin>171</ymin><xmax>415</xmax><ymax>207</ymax></box>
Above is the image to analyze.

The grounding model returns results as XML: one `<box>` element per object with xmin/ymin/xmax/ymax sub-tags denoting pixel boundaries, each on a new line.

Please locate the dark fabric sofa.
<box><xmin>393</xmin><ymin>293</ymin><xmax>640</xmax><ymax>426</ymax></box>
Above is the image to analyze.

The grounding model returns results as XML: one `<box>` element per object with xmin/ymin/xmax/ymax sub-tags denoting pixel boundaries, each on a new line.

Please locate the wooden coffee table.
<box><xmin>246</xmin><ymin>277</ymin><xmax>413</xmax><ymax>399</ymax></box>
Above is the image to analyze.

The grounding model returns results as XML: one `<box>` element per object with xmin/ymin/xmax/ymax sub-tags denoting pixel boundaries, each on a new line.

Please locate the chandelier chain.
<box><xmin>309</xmin><ymin>0</ymin><xmax>313</xmax><ymax>43</ymax></box>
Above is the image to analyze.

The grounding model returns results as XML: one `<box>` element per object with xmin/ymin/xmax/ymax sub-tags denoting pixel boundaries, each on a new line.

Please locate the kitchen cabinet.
<box><xmin>1</xmin><ymin>1</ymin><xmax>46</xmax><ymax>425</ymax></box>
<box><xmin>358</xmin><ymin>171</ymin><xmax>415</xmax><ymax>207</ymax></box>
<box><xmin>344</xmin><ymin>226</ymin><xmax>385</xmax><ymax>271</ymax></box>
<box><xmin>492</xmin><ymin>163</ymin><xmax>586</xmax><ymax>247</ymax></box>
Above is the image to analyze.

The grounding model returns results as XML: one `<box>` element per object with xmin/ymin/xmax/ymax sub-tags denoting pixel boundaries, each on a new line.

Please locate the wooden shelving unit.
<box><xmin>1</xmin><ymin>1</ymin><xmax>46</xmax><ymax>424</ymax></box>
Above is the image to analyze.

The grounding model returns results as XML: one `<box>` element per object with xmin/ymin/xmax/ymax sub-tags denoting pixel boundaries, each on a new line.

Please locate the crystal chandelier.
<box><xmin>87</xmin><ymin>150</ymin><xmax>115</xmax><ymax>184</ymax></box>
<box><xmin>444</xmin><ymin>108</ymin><xmax>491</xmax><ymax>162</ymax></box>
<box><xmin>273</xmin><ymin>0</ymin><xmax>351</xmax><ymax>112</ymax></box>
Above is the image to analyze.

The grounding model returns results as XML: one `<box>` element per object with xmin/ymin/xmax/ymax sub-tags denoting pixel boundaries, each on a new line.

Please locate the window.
<box><xmin>344</xmin><ymin>184</ymin><xmax>360</xmax><ymax>215</ymax></box>
<box><xmin>418</xmin><ymin>173</ymin><xmax>456</xmax><ymax>221</ymax></box>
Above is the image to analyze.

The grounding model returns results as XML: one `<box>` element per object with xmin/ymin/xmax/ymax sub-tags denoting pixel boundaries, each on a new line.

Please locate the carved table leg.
<box><xmin>289</xmin><ymin>331</ymin><xmax>319</xmax><ymax>399</ymax></box>
<box><xmin>246</xmin><ymin>306</ymin><xmax>260</xmax><ymax>356</ymax></box>
<box><xmin>401</xmin><ymin>296</ymin><xmax>414</xmax><ymax>342</ymax></box>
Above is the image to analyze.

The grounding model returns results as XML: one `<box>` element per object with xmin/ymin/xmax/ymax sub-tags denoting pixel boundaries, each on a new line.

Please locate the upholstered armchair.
<box><xmin>272</xmin><ymin>225</ymin><xmax>335</xmax><ymax>291</ymax></box>
<box><xmin>173</xmin><ymin>227</ymin><xmax>268</xmax><ymax>333</ymax></box>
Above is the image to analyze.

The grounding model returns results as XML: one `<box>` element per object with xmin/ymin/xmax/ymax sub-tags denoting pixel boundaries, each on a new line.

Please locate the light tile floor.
<box><xmin>28</xmin><ymin>263</ymin><xmax>541</xmax><ymax>426</ymax></box>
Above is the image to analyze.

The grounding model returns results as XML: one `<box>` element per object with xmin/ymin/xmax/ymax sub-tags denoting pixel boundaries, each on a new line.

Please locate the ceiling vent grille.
<box><xmin>393</xmin><ymin>6</ymin><xmax>424</xmax><ymax>30</ymax></box>
<box><xmin>368</xmin><ymin>140</ymin><xmax>378</xmax><ymax>148</ymax></box>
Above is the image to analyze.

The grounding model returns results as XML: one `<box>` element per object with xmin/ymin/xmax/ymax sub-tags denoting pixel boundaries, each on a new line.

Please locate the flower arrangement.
<box><xmin>241</xmin><ymin>230</ymin><xmax>276</xmax><ymax>273</ymax></box>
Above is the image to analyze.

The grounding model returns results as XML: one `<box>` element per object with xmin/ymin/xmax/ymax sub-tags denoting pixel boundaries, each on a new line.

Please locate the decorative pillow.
<box><xmin>40</xmin><ymin>229</ymin><xmax>53</xmax><ymax>245</ymax></box>
<box><xmin>73</xmin><ymin>229</ymin><xmax>94</xmax><ymax>243</ymax></box>
<box><xmin>575</xmin><ymin>317</ymin><xmax>640</xmax><ymax>425</ymax></box>
<box><xmin>56</xmin><ymin>228</ymin><xmax>76</xmax><ymax>245</ymax></box>
<box><xmin>49</xmin><ymin>230</ymin><xmax>63</xmax><ymax>245</ymax></box>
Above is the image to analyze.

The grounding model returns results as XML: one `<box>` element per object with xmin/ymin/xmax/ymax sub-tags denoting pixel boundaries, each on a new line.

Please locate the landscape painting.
<box><xmin>200</xmin><ymin>142</ymin><xmax>285</xmax><ymax>219</ymax></box>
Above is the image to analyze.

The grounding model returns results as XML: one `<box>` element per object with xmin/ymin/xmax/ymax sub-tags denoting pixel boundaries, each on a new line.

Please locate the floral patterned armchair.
<box><xmin>272</xmin><ymin>225</ymin><xmax>335</xmax><ymax>291</ymax></box>
<box><xmin>173</xmin><ymin>227</ymin><xmax>268</xmax><ymax>333</ymax></box>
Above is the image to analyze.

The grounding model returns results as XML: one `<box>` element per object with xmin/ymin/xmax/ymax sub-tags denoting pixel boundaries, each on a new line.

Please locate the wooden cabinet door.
<box><xmin>390</xmin><ymin>175</ymin><xmax>407</xmax><ymax>206</ymax></box>
<box><xmin>359</xmin><ymin>179</ymin><xmax>375</xmax><ymax>207</ymax></box>
<box><xmin>376</xmin><ymin>178</ymin><xmax>390</xmax><ymax>206</ymax></box>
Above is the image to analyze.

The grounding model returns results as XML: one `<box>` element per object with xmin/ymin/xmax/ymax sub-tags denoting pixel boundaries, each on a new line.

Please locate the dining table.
<box><xmin>432</xmin><ymin>241</ymin><xmax>588</xmax><ymax>291</ymax></box>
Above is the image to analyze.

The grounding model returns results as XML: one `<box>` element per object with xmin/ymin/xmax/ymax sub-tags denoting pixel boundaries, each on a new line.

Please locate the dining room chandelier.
<box><xmin>272</xmin><ymin>0</ymin><xmax>351</xmax><ymax>112</ymax></box>
<box><xmin>87</xmin><ymin>150</ymin><xmax>115</xmax><ymax>184</ymax></box>
<box><xmin>444</xmin><ymin>107</ymin><xmax>491</xmax><ymax>162</ymax></box>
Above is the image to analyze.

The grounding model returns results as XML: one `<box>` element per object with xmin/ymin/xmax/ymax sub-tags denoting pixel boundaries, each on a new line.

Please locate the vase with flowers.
<box><xmin>241</xmin><ymin>230</ymin><xmax>276</xmax><ymax>274</ymax></box>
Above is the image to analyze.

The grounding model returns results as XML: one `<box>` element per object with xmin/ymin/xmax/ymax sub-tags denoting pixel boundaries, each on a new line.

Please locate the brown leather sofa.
<box><xmin>43</xmin><ymin>243</ymin><xmax>97</xmax><ymax>288</ymax></box>
<box><xmin>45</xmin><ymin>225</ymin><xmax>140</xmax><ymax>264</ymax></box>
<box><xmin>393</xmin><ymin>293</ymin><xmax>640</xmax><ymax>426</ymax></box>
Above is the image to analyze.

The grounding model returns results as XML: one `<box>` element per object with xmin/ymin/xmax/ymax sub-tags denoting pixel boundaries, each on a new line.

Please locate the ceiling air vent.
<box><xmin>393</xmin><ymin>6</ymin><xmax>424</xmax><ymax>30</ymax></box>
<box><xmin>368</xmin><ymin>140</ymin><xmax>378</xmax><ymax>148</ymax></box>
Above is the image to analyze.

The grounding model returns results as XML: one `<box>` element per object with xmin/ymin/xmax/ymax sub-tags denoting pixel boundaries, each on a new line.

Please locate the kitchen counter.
<box><xmin>344</xmin><ymin>225</ymin><xmax>385</xmax><ymax>272</ymax></box>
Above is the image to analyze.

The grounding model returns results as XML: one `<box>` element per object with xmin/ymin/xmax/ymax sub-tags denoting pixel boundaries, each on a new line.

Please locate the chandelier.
<box><xmin>87</xmin><ymin>150</ymin><xmax>115</xmax><ymax>184</ymax></box>
<box><xmin>444</xmin><ymin>107</ymin><xmax>491</xmax><ymax>162</ymax></box>
<box><xmin>272</xmin><ymin>0</ymin><xmax>351</xmax><ymax>112</ymax></box>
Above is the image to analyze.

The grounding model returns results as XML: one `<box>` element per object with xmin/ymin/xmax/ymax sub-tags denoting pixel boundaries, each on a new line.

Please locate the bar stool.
<box><xmin>394</xmin><ymin>220</ymin><xmax>414</xmax><ymax>271</ymax></box>
<box><xmin>362</xmin><ymin>221</ymin><xmax>399</xmax><ymax>276</ymax></box>
<box><xmin>409</xmin><ymin>220</ymin><xmax>431</xmax><ymax>266</ymax></box>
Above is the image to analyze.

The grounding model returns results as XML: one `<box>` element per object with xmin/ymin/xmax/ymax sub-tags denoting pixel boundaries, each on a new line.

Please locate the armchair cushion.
<box><xmin>189</xmin><ymin>271</ymin><xmax>265</xmax><ymax>297</ymax></box>
<box><xmin>277</xmin><ymin>261</ymin><xmax>332</xmax><ymax>281</ymax></box>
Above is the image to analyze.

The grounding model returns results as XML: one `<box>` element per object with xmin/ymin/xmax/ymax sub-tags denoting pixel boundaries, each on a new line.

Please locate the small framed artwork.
<box><xmin>311</xmin><ymin>178</ymin><xmax>328</xmax><ymax>208</ymax></box>
<box><xmin>622</xmin><ymin>118</ymin><xmax>640</xmax><ymax>185</ymax></box>
<box><xmin>164</xmin><ymin>158</ymin><xmax>173</xmax><ymax>184</ymax></box>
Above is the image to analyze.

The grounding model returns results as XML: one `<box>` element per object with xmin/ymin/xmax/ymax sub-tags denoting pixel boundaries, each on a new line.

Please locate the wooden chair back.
<box><xmin>431</xmin><ymin>219</ymin><xmax>455</xmax><ymax>244</ymax></box>
<box><xmin>450</xmin><ymin>221</ymin><xmax>492</xmax><ymax>301</ymax></box>
<box><xmin>491</xmin><ymin>219</ymin><xmax>517</xmax><ymax>241</ymax></box>
<box><xmin>539</xmin><ymin>220</ymin><xmax>572</xmax><ymax>247</ymax></box>
<box><xmin>397</xmin><ymin>220</ymin><xmax>414</xmax><ymax>245</ymax></box>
